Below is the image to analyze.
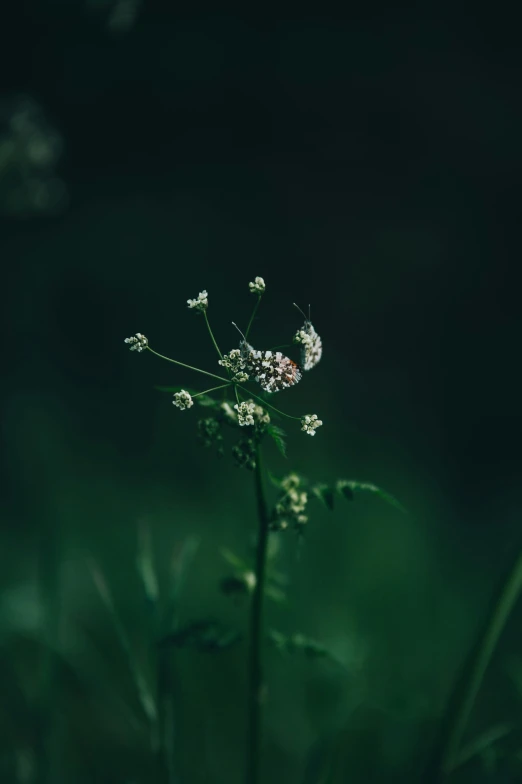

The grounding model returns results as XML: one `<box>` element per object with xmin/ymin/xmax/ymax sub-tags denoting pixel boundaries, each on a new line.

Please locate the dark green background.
<box><xmin>1</xmin><ymin>5</ymin><xmax>522</xmax><ymax>783</ymax></box>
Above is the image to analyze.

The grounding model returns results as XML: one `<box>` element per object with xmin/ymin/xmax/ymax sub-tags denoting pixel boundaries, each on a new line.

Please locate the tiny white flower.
<box><xmin>219</xmin><ymin>348</ymin><xmax>247</xmax><ymax>375</ymax></box>
<box><xmin>187</xmin><ymin>290</ymin><xmax>208</xmax><ymax>311</ymax></box>
<box><xmin>232</xmin><ymin>371</ymin><xmax>250</xmax><ymax>383</ymax></box>
<box><xmin>249</xmin><ymin>276</ymin><xmax>266</xmax><ymax>295</ymax></box>
<box><xmin>301</xmin><ymin>413</ymin><xmax>323</xmax><ymax>436</ymax></box>
<box><xmin>234</xmin><ymin>401</ymin><xmax>256</xmax><ymax>427</ymax></box>
<box><xmin>173</xmin><ymin>390</ymin><xmax>194</xmax><ymax>410</ymax></box>
<box><xmin>124</xmin><ymin>333</ymin><xmax>148</xmax><ymax>352</ymax></box>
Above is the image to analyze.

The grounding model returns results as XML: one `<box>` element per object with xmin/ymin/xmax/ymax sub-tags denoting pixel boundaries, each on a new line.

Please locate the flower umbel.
<box><xmin>173</xmin><ymin>390</ymin><xmax>194</xmax><ymax>410</ymax></box>
<box><xmin>234</xmin><ymin>401</ymin><xmax>256</xmax><ymax>427</ymax></box>
<box><xmin>249</xmin><ymin>276</ymin><xmax>265</xmax><ymax>295</ymax></box>
<box><xmin>234</xmin><ymin>400</ymin><xmax>270</xmax><ymax>427</ymax></box>
<box><xmin>187</xmin><ymin>290</ymin><xmax>208</xmax><ymax>311</ymax></box>
<box><xmin>219</xmin><ymin>349</ymin><xmax>249</xmax><ymax>382</ymax></box>
<box><xmin>301</xmin><ymin>414</ymin><xmax>323</xmax><ymax>436</ymax></box>
<box><xmin>271</xmin><ymin>473</ymin><xmax>309</xmax><ymax>531</ymax></box>
<box><xmin>124</xmin><ymin>333</ymin><xmax>148</xmax><ymax>352</ymax></box>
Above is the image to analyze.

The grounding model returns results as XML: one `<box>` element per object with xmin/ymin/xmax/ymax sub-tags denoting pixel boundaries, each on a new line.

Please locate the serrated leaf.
<box><xmin>266</xmin><ymin>424</ymin><xmax>288</xmax><ymax>458</ymax></box>
<box><xmin>312</xmin><ymin>483</ymin><xmax>335</xmax><ymax>511</ymax></box>
<box><xmin>335</xmin><ymin>480</ymin><xmax>407</xmax><ymax>514</ymax></box>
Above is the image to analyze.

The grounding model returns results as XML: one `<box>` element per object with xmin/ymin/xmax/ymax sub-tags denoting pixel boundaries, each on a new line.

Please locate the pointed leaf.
<box><xmin>266</xmin><ymin>424</ymin><xmax>288</xmax><ymax>458</ymax></box>
<box><xmin>312</xmin><ymin>483</ymin><xmax>335</xmax><ymax>511</ymax></box>
<box><xmin>336</xmin><ymin>480</ymin><xmax>407</xmax><ymax>514</ymax></box>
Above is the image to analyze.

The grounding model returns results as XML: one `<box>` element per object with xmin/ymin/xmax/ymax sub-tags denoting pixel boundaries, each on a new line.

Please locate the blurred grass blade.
<box><xmin>163</xmin><ymin>536</ymin><xmax>201</xmax><ymax>632</ymax></box>
<box><xmin>433</xmin><ymin>549</ymin><xmax>522</xmax><ymax>779</ymax></box>
<box><xmin>136</xmin><ymin>518</ymin><xmax>160</xmax><ymax>608</ymax></box>
<box><xmin>451</xmin><ymin>723</ymin><xmax>512</xmax><ymax>770</ymax></box>
<box><xmin>87</xmin><ymin>558</ymin><xmax>157</xmax><ymax>726</ymax></box>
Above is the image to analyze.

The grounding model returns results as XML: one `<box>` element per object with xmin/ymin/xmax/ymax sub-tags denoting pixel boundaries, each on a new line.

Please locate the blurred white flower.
<box><xmin>124</xmin><ymin>332</ymin><xmax>148</xmax><ymax>352</ymax></box>
<box><xmin>301</xmin><ymin>414</ymin><xmax>323</xmax><ymax>436</ymax></box>
<box><xmin>235</xmin><ymin>401</ymin><xmax>256</xmax><ymax>427</ymax></box>
<box><xmin>249</xmin><ymin>276</ymin><xmax>266</xmax><ymax>294</ymax></box>
<box><xmin>187</xmin><ymin>290</ymin><xmax>208</xmax><ymax>311</ymax></box>
<box><xmin>173</xmin><ymin>390</ymin><xmax>194</xmax><ymax>410</ymax></box>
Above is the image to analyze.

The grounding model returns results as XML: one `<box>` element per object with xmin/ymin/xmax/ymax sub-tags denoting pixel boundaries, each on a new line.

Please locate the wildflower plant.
<box><xmin>124</xmin><ymin>277</ymin><xmax>403</xmax><ymax>784</ymax></box>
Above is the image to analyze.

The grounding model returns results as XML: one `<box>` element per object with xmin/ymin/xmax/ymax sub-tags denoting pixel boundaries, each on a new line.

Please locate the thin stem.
<box><xmin>203</xmin><ymin>311</ymin><xmax>223</xmax><ymax>361</ymax></box>
<box><xmin>234</xmin><ymin>385</ymin><xmax>241</xmax><ymax>406</ymax></box>
<box><xmin>236</xmin><ymin>385</ymin><xmax>301</xmax><ymax>420</ymax></box>
<box><xmin>146</xmin><ymin>347</ymin><xmax>229</xmax><ymax>383</ymax></box>
<box><xmin>245</xmin><ymin>296</ymin><xmax>262</xmax><ymax>340</ymax></box>
<box><xmin>437</xmin><ymin>549</ymin><xmax>522</xmax><ymax>778</ymax></box>
<box><xmin>193</xmin><ymin>383</ymin><xmax>232</xmax><ymax>398</ymax></box>
<box><xmin>246</xmin><ymin>443</ymin><xmax>270</xmax><ymax>784</ymax></box>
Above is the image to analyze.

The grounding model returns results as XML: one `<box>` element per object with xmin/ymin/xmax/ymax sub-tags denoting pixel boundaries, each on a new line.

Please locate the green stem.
<box><xmin>146</xmin><ymin>347</ymin><xmax>228</xmax><ymax>383</ymax></box>
<box><xmin>245</xmin><ymin>296</ymin><xmax>262</xmax><ymax>340</ymax></box>
<box><xmin>193</xmin><ymin>383</ymin><xmax>231</xmax><ymax>398</ymax></box>
<box><xmin>246</xmin><ymin>443</ymin><xmax>270</xmax><ymax>784</ymax></box>
<box><xmin>203</xmin><ymin>311</ymin><xmax>223</xmax><ymax>361</ymax></box>
<box><xmin>236</xmin><ymin>385</ymin><xmax>301</xmax><ymax>421</ymax></box>
<box><xmin>438</xmin><ymin>549</ymin><xmax>522</xmax><ymax>776</ymax></box>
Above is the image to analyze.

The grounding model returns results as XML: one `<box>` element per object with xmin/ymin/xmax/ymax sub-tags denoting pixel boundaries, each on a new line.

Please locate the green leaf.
<box><xmin>312</xmin><ymin>483</ymin><xmax>335</xmax><ymax>511</ymax></box>
<box><xmin>268</xmin><ymin>629</ymin><xmax>344</xmax><ymax>666</ymax></box>
<box><xmin>159</xmin><ymin>620</ymin><xmax>241</xmax><ymax>652</ymax></box>
<box><xmin>266</xmin><ymin>424</ymin><xmax>288</xmax><ymax>458</ymax></box>
<box><xmin>220</xmin><ymin>547</ymin><xmax>249</xmax><ymax>571</ymax></box>
<box><xmin>335</xmin><ymin>480</ymin><xmax>407</xmax><ymax>514</ymax></box>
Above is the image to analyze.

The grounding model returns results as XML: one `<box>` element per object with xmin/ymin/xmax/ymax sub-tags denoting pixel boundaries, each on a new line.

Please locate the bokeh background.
<box><xmin>2</xmin><ymin>4</ymin><xmax>522</xmax><ymax>783</ymax></box>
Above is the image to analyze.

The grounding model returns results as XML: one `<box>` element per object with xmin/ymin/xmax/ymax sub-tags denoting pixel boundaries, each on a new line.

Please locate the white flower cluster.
<box><xmin>234</xmin><ymin>400</ymin><xmax>270</xmax><ymax>427</ymax></box>
<box><xmin>173</xmin><ymin>390</ymin><xmax>194</xmax><ymax>410</ymax></box>
<box><xmin>301</xmin><ymin>414</ymin><xmax>323</xmax><ymax>436</ymax></box>
<box><xmin>232</xmin><ymin>371</ymin><xmax>250</xmax><ymax>383</ymax></box>
<box><xmin>294</xmin><ymin>322</ymin><xmax>323</xmax><ymax>371</ymax></box>
<box><xmin>124</xmin><ymin>333</ymin><xmax>148</xmax><ymax>352</ymax></box>
<box><xmin>187</xmin><ymin>290</ymin><xmax>208</xmax><ymax>311</ymax></box>
<box><xmin>219</xmin><ymin>349</ymin><xmax>249</xmax><ymax>381</ymax></box>
<box><xmin>274</xmin><ymin>473</ymin><xmax>308</xmax><ymax>529</ymax></box>
<box><xmin>249</xmin><ymin>276</ymin><xmax>265</xmax><ymax>294</ymax></box>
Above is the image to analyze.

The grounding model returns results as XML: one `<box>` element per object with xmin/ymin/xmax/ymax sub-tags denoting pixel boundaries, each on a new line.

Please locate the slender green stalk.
<box><xmin>146</xmin><ymin>347</ymin><xmax>228</xmax><ymax>383</ymax></box>
<box><xmin>236</xmin><ymin>385</ymin><xmax>301</xmax><ymax>421</ymax></box>
<box><xmin>203</xmin><ymin>311</ymin><xmax>223</xmax><ymax>361</ymax></box>
<box><xmin>246</xmin><ymin>443</ymin><xmax>270</xmax><ymax>784</ymax></box>
<box><xmin>192</xmin><ymin>383</ymin><xmax>231</xmax><ymax>398</ymax></box>
<box><xmin>438</xmin><ymin>549</ymin><xmax>522</xmax><ymax>777</ymax></box>
<box><xmin>245</xmin><ymin>296</ymin><xmax>262</xmax><ymax>340</ymax></box>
